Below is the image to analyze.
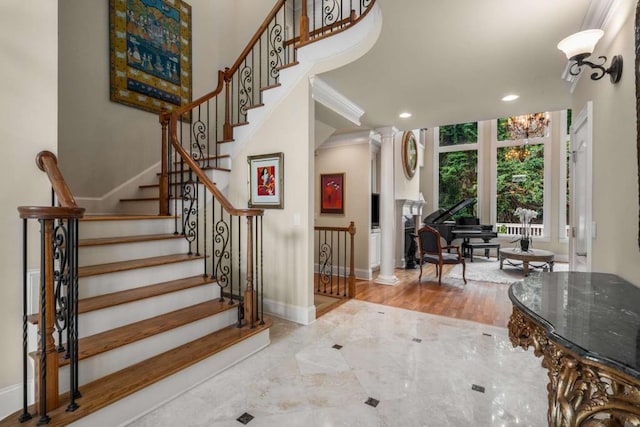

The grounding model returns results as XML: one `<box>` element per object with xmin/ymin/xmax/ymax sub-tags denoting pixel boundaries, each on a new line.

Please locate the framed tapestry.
<box><xmin>320</xmin><ymin>173</ymin><xmax>345</xmax><ymax>214</ymax></box>
<box><xmin>109</xmin><ymin>0</ymin><xmax>192</xmax><ymax>115</ymax></box>
<box><xmin>248</xmin><ymin>153</ymin><xmax>284</xmax><ymax>209</ymax></box>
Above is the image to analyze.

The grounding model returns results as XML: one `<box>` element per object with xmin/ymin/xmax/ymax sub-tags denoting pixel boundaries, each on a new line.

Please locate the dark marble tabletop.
<box><xmin>509</xmin><ymin>272</ymin><xmax>640</xmax><ymax>379</ymax></box>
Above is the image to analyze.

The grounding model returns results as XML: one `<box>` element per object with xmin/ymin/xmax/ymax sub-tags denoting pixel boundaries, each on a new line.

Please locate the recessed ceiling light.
<box><xmin>399</xmin><ymin>112</ymin><xmax>412</xmax><ymax>118</ymax></box>
<box><xmin>502</xmin><ymin>94</ymin><xmax>519</xmax><ymax>102</ymax></box>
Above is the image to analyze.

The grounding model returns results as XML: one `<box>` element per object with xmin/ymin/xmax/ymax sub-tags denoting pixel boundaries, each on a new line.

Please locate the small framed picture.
<box><xmin>248</xmin><ymin>152</ymin><xmax>284</xmax><ymax>209</ymax></box>
<box><xmin>320</xmin><ymin>173</ymin><xmax>345</xmax><ymax>214</ymax></box>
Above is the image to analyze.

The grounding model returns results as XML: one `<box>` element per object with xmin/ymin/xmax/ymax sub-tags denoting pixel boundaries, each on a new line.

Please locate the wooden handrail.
<box><xmin>18</xmin><ymin>206</ymin><xmax>85</xmax><ymax>220</ymax></box>
<box><xmin>36</xmin><ymin>151</ymin><xmax>81</xmax><ymax>210</ymax></box>
<box><xmin>167</xmin><ymin>116</ymin><xmax>263</xmax><ymax>217</ymax></box>
<box><xmin>225</xmin><ymin>0</ymin><xmax>287</xmax><ymax>79</ymax></box>
<box><xmin>297</xmin><ymin>3</ymin><xmax>376</xmax><ymax>47</ymax></box>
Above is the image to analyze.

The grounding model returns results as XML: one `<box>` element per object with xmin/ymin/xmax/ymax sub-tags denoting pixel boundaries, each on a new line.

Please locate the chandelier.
<box><xmin>504</xmin><ymin>146</ymin><xmax>531</xmax><ymax>162</ymax></box>
<box><xmin>504</xmin><ymin>113</ymin><xmax>549</xmax><ymax>161</ymax></box>
<box><xmin>506</xmin><ymin>113</ymin><xmax>549</xmax><ymax>140</ymax></box>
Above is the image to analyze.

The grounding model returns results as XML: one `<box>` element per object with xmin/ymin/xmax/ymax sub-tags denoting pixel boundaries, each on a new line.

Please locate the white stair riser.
<box><xmin>68</xmin><ymin>329</ymin><xmax>269</xmax><ymax>427</ymax></box>
<box><xmin>58</xmin><ymin>308</ymin><xmax>238</xmax><ymax>393</ymax></box>
<box><xmin>80</xmin><ymin>259</ymin><xmax>206</xmax><ymax>298</ymax></box>
<box><xmin>78</xmin><ymin>284</ymin><xmax>221</xmax><ymax>338</ymax></box>
<box><xmin>80</xmin><ymin>219</ymin><xmax>177</xmax><ymax>239</ymax></box>
<box><xmin>79</xmin><ymin>238</ymin><xmax>189</xmax><ymax>267</ymax></box>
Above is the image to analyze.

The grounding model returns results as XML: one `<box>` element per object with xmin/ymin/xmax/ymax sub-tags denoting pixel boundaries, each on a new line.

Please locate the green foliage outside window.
<box><xmin>496</xmin><ymin>145</ymin><xmax>544</xmax><ymax>224</ymax></box>
<box><xmin>439</xmin><ymin>122</ymin><xmax>477</xmax><ymax>146</ymax></box>
<box><xmin>439</xmin><ymin>151</ymin><xmax>477</xmax><ymax>216</ymax></box>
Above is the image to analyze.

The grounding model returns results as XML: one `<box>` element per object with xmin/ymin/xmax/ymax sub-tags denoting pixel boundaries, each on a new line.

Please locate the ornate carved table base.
<box><xmin>509</xmin><ymin>307</ymin><xmax>640</xmax><ymax>427</ymax></box>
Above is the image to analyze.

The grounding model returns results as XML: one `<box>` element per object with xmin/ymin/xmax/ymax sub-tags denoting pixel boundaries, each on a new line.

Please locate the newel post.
<box><xmin>348</xmin><ymin>221</ymin><xmax>356</xmax><ymax>298</ymax></box>
<box><xmin>299</xmin><ymin>0</ymin><xmax>309</xmax><ymax>43</ymax></box>
<box><xmin>37</xmin><ymin>219</ymin><xmax>59</xmax><ymax>418</ymax></box>
<box><xmin>223</xmin><ymin>67</ymin><xmax>233</xmax><ymax>141</ymax></box>
<box><xmin>244</xmin><ymin>216</ymin><xmax>255</xmax><ymax>327</ymax></box>
<box><xmin>159</xmin><ymin>108</ymin><xmax>170</xmax><ymax>216</ymax></box>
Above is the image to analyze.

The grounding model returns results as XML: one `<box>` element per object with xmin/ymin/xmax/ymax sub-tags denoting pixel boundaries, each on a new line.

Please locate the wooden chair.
<box><xmin>417</xmin><ymin>225</ymin><xmax>466</xmax><ymax>285</ymax></box>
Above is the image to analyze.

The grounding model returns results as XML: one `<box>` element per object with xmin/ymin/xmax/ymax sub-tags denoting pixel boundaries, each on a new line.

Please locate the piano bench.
<box><xmin>462</xmin><ymin>242</ymin><xmax>500</xmax><ymax>262</ymax></box>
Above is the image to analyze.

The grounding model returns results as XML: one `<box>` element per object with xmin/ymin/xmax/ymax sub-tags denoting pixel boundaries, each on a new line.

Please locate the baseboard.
<box><xmin>263</xmin><ymin>298</ymin><xmax>315</xmax><ymax>325</ymax></box>
<box><xmin>0</xmin><ymin>381</ymin><xmax>34</xmax><ymax>421</ymax></box>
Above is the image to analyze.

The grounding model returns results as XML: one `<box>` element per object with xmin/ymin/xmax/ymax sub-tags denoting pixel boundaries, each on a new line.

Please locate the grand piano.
<box><xmin>423</xmin><ymin>198</ymin><xmax>498</xmax><ymax>259</ymax></box>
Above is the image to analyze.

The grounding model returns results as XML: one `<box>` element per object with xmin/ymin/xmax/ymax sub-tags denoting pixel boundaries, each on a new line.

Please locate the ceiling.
<box><xmin>316</xmin><ymin>0</ymin><xmax>592</xmax><ymax>134</ymax></box>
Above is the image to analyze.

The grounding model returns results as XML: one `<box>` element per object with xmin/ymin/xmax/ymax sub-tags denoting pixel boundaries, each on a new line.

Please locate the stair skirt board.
<box><xmin>77</xmin><ymin>283</ymin><xmax>220</xmax><ymax>338</ymax></box>
<box><xmin>79</xmin><ymin>258</ymin><xmax>206</xmax><ymax>298</ymax></box>
<box><xmin>68</xmin><ymin>329</ymin><xmax>269</xmax><ymax>427</ymax></box>
<box><xmin>78</xmin><ymin>238</ymin><xmax>189</xmax><ymax>267</ymax></box>
<box><xmin>57</xmin><ymin>307</ymin><xmax>239</xmax><ymax>394</ymax></box>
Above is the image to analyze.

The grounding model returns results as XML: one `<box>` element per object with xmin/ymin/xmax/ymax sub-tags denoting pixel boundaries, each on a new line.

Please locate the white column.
<box><xmin>375</xmin><ymin>127</ymin><xmax>399</xmax><ymax>285</ymax></box>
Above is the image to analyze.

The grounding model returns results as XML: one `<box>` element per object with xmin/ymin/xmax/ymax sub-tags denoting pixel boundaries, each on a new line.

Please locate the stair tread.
<box><xmin>79</xmin><ymin>275</ymin><xmax>217</xmax><ymax>314</ymax></box>
<box><xmin>260</xmin><ymin>83</ymin><xmax>281</xmax><ymax>91</ymax></box>
<box><xmin>54</xmin><ymin>299</ymin><xmax>238</xmax><ymax>367</ymax></box>
<box><xmin>231</xmin><ymin>121</ymin><xmax>249</xmax><ymax>128</ymax></box>
<box><xmin>79</xmin><ymin>253</ymin><xmax>204</xmax><ymax>278</ymax></box>
<box><xmin>5</xmin><ymin>319</ymin><xmax>270</xmax><ymax>427</ymax></box>
<box><xmin>246</xmin><ymin>103</ymin><xmax>264</xmax><ymax>111</ymax></box>
<box><xmin>79</xmin><ymin>233</ymin><xmax>182</xmax><ymax>247</ymax></box>
<box><xmin>277</xmin><ymin>61</ymin><xmax>299</xmax><ymax>70</ymax></box>
<box><xmin>217</xmin><ymin>138</ymin><xmax>235</xmax><ymax>144</ymax></box>
<box><xmin>80</xmin><ymin>215</ymin><xmax>177</xmax><ymax>221</ymax></box>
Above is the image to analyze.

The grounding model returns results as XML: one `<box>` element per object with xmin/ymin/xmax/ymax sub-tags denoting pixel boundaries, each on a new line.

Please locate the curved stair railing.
<box><xmin>17</xmin><ymin>151</ymin><xmax>85</xmax><ymax>424</ymax></box>
<box><xmin>157</xmin><ymin>0</ymin><xmax>376</xmax><ymax>331</ymax></box>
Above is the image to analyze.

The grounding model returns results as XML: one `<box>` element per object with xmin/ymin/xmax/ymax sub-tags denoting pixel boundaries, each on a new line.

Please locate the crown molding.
<box><xmin>317</xmin><ymin>130</ymin><xmax>372</xmax><ymax>150</ymax></box>
<box><xmin>310</xmin><ymin>75</ymin><xmax>365</xmax><ymax>126</ymax></box>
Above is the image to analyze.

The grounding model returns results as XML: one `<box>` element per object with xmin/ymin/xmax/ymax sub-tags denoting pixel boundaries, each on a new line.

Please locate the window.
<box><xmin>437</xmin><ymin>122</ymin><xmax>479</xmax><ymax>217</ymax></box>
<box><xmin>495</xmin><ymin>113</ymin><xmax>549</xmax><ymax>238</ymax></box>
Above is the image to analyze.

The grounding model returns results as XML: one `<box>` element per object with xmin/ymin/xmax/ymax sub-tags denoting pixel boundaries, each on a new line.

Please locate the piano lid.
<box><xmin>423</xmin><ymin>197</ymin><xmax>476</xmax><ymax>224</ymax></box>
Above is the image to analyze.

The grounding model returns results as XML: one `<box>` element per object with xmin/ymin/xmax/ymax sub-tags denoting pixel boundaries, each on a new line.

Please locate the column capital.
<box><xmin>373</xmin><ymin>126</ymin><xmax>398</xmax><ymax>141</ymax></box>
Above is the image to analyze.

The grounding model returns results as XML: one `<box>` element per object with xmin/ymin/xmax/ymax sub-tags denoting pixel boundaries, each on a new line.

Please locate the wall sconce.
<box><xmin>557</xmin><ymin>29</ymin><xmax>623</xmax><ymax>83</ymax></box>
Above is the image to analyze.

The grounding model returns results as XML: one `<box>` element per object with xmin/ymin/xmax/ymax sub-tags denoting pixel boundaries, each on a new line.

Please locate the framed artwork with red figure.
<box><xmin>320</xmin><ymin>173</ymin><xmax>345</xmax><ymax>214</ymax></box>
<box><xmin>248</xmin><ymin>152</ymin><xmax>284</xmax><ymax>209</ymax></box>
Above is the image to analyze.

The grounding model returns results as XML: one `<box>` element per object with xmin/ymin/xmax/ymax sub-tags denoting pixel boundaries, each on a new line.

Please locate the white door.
<box><xmin>569</xmin><ymin>103</ymin><xmax>593</xmax><ymax>271</ymax></box>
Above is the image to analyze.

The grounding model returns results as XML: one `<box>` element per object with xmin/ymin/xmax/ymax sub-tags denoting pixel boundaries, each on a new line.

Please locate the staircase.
<box><xmin>3</xmin><ymin>1</ymin><xmax>377</xmax><ymax>425</ymax></box>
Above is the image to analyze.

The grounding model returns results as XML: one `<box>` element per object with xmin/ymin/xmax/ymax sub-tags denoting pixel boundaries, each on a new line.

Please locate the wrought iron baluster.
<box><xmin>268</xmin><ymin>18</ymin><xmax>283</xmax><ymax>84</ymax></box>
<box><xmin>236</xmin><ymin>215</ymin><xmax>243</xmax><ymax>327</ymax></box>
<box><xmin>214</xmin><ymin>203</ymin><xmax>230</xmax><ymax>302</ymax></box>
<box><xmin>203</xmin><ymin>179</ymin><xmax>207</xmax><ymax>277</ymax></box>
<box><xmin>38</xmin><ymin>219</ymin><xmax>50</xmax><ymax>425</ymax></box>
<box><xmin>343</xmin><ymin>230</ymin><xmax>347</xmax><ymax>297</ymax></box>
<box><xmin>67</xmin><ymin>218</ymin><xmax>79</xmax><ymax>412</ymax></box>
<box><xmin>182</xmin><ymin>179</ymin><xmax>198</xmax><ymax>255</ymax></box>
<box><xmin>53</xmin><ymin>218</ymin><xmax>69</xmax><ymax>356</ymax></box>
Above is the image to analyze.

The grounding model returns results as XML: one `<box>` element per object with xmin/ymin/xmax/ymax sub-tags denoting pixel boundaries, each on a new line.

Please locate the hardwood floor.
<box><xmin>353</xmin><ymin>265</ymin><xmax>512</xmax><ymax>327</ymax></box>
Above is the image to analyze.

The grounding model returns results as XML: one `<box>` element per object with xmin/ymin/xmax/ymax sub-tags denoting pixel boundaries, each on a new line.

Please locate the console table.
<box><xmin>508</xmin><ymin>272</ymin><xmax>640</xmax><ymax>426</ymax></box>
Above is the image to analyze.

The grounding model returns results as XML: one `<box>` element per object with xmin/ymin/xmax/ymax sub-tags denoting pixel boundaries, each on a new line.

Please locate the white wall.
<box><xmin>571</xmin><ymin>2</ymin><xmax>640</xmax><ymax>282</ymax></box>
<box><xmin>229</xmin><ymin>78</ymin><xmax>315</xmax><ymax>324</ymax></box>
<box><xmin>315</xmin><ymin>142</ymin><xmax>371</xmax><ymax>277</ymax></box>
<box><xmin>0</xmin><ymin>0</ymin><xmax>58</xmax><ymax>394</ymax></box>
<box><xmin>58</xmin><ymin>0</ymin><xmax>272</xmax><ymax>199</ymax></box>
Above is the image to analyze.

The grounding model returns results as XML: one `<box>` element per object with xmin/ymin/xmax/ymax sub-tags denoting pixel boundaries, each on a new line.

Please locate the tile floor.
<box><xmin>128</xmin><ymin>300</ymin><xmax>548</xmax><ymax>426</ymax></box>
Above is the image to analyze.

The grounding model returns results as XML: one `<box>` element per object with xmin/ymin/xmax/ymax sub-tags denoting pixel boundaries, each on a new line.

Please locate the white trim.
<box><xmin>263</xmin><ymin>298</ymin><xmax>316</xmax><ymax>325</ymax></box>
<box><xmin>75</xmin><ymin>161</ymin><xmax>160</xmax><ymax>201</ymax></box>
<box><xmin>0</xmin><ymin>381</ymin><xmax>34</xmax><ymax>420</ymax></box>
<box><xmin>569</xmin><ymin>102</ymin><xmax>594</xmax><ymax>271</ymax></box>
<box><xmin>318</xmin><ymin>130</ymin><xmax>371</xmax><ymax>150</ymax></box>
<box><xmin>558</xmin><ymin>110</ymin><xmax>570</xmax><ymax>241</ymax></box>
<box><xmin>374</xmin><ymin>275</ymin><xmax>399</xmax><ymax>285</ymax></box>
<box><xmin>310</xmin><ymin>75</ymin><xmax>365</xmax><ymax>126</ymax></box>
<box><xmin>489</xmin><ymin>119</ymin><xmax>498</xmax><ymax>225</ymax></box>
